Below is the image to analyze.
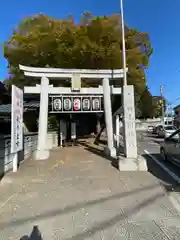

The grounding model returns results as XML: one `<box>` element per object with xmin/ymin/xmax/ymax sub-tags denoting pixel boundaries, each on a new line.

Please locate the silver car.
<box><xmin>160</xmin><ymin>128</ymin><xmax>180</xmax><ymax>165</ymax></box>
<box><xmin>158</xmin><ymin>125</ymin><xmax>177</xmax><ymax>138</ymax></box>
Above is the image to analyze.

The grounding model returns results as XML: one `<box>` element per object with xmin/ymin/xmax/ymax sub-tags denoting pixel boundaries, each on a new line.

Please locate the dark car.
<box><xmin>160</xmin><ymin>128</ymin><xmax>180</xmax><ymax>165</ymax></box>
<box><xmin>152</xmin><ymin>126</ymin><xmax>158</xmax><ymax>134</ymax></box>
<box><xmin>153</xmin><ymin>125</ymin><xmax>163</xmax><ymax>134</ymax></box>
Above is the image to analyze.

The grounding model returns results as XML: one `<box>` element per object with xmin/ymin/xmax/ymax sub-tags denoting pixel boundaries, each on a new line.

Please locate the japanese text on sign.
<box><xmin>11</xmin><ymin>85</ymin><xmax>23</xmax><ymax>153</ymax></box>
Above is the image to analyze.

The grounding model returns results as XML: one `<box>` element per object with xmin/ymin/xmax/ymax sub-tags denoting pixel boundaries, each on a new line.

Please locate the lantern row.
<box><xmin>49</xmin><ymin>95</ymin><xmax>104</xmax><ymax>113</ymax></box>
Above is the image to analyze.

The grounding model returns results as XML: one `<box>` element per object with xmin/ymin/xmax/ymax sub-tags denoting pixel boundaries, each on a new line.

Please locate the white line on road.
<box><xmin>168</xmin><ymin>194</ymin><xmax>180</xmax><ymax>213</ymax></box>
<box><xmin>144</xmin><ymin>149</ymin><xmax>180</xmax><ymax>213</ymax></box>
<box><xmin>149</xmin><ymin>141</ymin><xmax>158</xmax><ymax>145</ymax></box>
<box><xmin>0</xmin><ymin>194</ymin><xmax>16</xmax><ymax>211</ymax></box>
<box><xmin>144</xmin><ymin>149</ymin><xmax>180</xmax><ymax>184</ymax></box>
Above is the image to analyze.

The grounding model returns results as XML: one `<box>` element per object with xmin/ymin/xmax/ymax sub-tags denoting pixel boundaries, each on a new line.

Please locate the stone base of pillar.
<box><xmin>118</xmin><ymin>155</ymin><xmax>147</xmax><ymax>171</ymax></box>
<box><xmin>104</xmin><ymin>146</ymin><xmax>117</xmax><ymax>159</ymax></box>
<box><xmin>34</xmin><ymin>149</ymin><xmax>50</xmax><ymax>160</ymax></box>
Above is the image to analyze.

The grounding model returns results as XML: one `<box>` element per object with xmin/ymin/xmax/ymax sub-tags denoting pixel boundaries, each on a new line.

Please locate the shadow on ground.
<box><xmin>1</xmin><ymin>183</ymin><xmax>164</xmax><ymax>239</ymax></box>
<box><xmin>78</xmin><ymin>140</ymin><xmax>119</xmax><ymax>170</ymax></box>
<box><xmin>20</xmin><ymin>225</ymin><xmax>43</xmax><ymax>240</ymax></box>
<box><xmin>0</xmin><ymin>137</ymin><xmax>8</xmax><ymax>181</ymax></box>
<box><xmin>152</xmin><ymin>139</ymin><xmax>164</xmax><ymax>145</ymax></box>
<box><xmin>142</xmin><ymin>153</ymin><xmax>180</xmax><ymax>194</ymax></box>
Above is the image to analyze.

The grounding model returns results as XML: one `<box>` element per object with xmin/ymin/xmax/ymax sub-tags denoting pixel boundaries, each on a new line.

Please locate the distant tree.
<box><xmin>152</xmin><ymin>96</ymin><xmax>166</xmax><ymax>117</ymax></box>
<box><xmin>139</xmin><ymin>86</ymin><xmax>155</xmax><ymax>118</ymax></box>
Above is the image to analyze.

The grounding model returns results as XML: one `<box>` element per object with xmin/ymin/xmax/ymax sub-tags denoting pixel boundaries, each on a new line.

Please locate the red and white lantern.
<box><xmin>73</xmin><ymin>98</ymin><xmax>81</xmax><ymax>111</ymax></box>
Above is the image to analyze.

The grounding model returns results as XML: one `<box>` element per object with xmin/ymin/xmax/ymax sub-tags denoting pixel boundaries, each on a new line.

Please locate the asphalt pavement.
<box><xmin>137</xmin><ymin>131</ymin><xmax>164</xmax><ymax>155</ymax></box>
<box><xmin>1</xmin><ymin>145</ymin><xmax>180</xmax><ymax>239</ymax></box>
<box><xmin>137</xmin><ymin>131</ymin><xmax>180</xmax><ymax>197</ymax></box>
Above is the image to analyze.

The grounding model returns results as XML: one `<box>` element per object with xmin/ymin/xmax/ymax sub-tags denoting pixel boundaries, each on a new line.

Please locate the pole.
<box><xmin>160</xmin><ymin>85</ymin><xmax>165</xmax><ymax>126</ymax></box>
<box><xmin>116</xmin><ymin>114</ymin><xmax>120</xmax><ymax>153</ymax></box>
<box><xmin>120</xmin><ymin>0</ymin><xmax>127</xmax><ymax>86</ymax></box>
<box><xmin>103</xmin><ymin>78</ymin><xmax>115</xmax><ymax>157</ymax></box>
<box><xmin>120</xmin><ymin>0</ymin><xmax>138</xmax><ymax>159</ymax></box>
<box><xmin>60</xmin><ymin>132</ymin><xmax>63</xmax><ymax>147</ymax></box>
<box><xmin>13</xmin><ymin>153</ymin><xmax>18</xmax><ymax>172</ymax></box>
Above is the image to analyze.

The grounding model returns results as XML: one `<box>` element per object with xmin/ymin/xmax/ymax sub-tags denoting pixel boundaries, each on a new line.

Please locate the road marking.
<box><xmin>144</xmin><ymin>149</ymin><xmax>180</xmax><ymax>184</ymax></box>
<box><xmin>144</xmin><ymin>149</ymin><xmax>180</xmax><ymax>213</ymax></box>
<box><xmin>149</xmin><ymin>141</ymin><xmax>158</xmax><ymax>145</ymax></box>
<box><xmin>0</xmin><ymin>194</ymin><xmax>16</xmax><ymax>211</ymax></box>
<box><xmin>168</xmin><ymin>194</ymin><xmax>180</xmax><ymax>213</ymax></box>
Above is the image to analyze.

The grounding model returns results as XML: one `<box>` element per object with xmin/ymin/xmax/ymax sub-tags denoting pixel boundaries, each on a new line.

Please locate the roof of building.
<box><xmin>0</xmin><ymin>101</ymin><xmax>40</xmax><ymax>115</ymax></box>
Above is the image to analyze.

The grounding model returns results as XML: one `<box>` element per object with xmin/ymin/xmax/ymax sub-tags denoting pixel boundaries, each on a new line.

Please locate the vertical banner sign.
<box><xmin>11</xmin><ymin>85</ymin><xmax>23</xmax><ymax>153</ymax></box>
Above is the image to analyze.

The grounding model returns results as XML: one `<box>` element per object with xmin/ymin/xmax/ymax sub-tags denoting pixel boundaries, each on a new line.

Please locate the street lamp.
<box><xmin>120</xmin><ymin>0</ymin><xmax>127</xmax><ymax>86</ymax></box>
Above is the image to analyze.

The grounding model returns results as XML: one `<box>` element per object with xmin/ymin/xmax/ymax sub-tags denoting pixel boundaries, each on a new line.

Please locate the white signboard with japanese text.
<box><xmin>122</xmin><ymin>85</ymin><xmax>137</xmax><ymax>158</ymax></box>
<box><xmin>11</xmin><ymin>85</ymin><xmax>23</xmax><ymax>153</ymax></box>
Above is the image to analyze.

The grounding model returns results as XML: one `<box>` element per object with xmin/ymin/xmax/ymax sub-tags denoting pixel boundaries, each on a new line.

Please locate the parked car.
<box><xmin>152</xmin><ymin>126</ymin><xmax>158</xmax><ymax>134</ymax></box>
<box><xmin>158</xmin><ymin>125</ymin><xmax>177</xmax><ymax>138</ymax></box>
<box><xmin>160</xmin><ymin>129</ymin><xmax>180</xmax><ymax>165</ymax></box>
<box><xmin>147</xmin><ymin>125</ymin><xmax>154</xmax><ymax>133</ymax></box>
<box><xmin>154</xmin><ymin>125</ymin><xmax>163</xmax><ymax>135</ymax></box>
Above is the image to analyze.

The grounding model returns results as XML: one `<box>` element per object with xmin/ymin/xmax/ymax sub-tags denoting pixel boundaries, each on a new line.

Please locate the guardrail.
<box><xmin>0</xmin><ymin>133</ymin><xmax>38</xmax><ymax>176</ymax></box>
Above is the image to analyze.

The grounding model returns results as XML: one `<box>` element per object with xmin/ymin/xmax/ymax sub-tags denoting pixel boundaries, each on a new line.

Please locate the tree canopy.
<box><xmin>138</xmin><ymin>86</ymin><xmax>156</xmax><ymax>118</ymax></box>
<box><xmin>3</xmin><ymin>12</ymin><xmax>155</xmax><ymax>117</ymax></box>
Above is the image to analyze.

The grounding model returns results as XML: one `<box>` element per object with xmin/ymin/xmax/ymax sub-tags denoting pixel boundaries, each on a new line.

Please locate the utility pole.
<box><xmin>160</xmin><ymin>85</ymin><xmax>165</xmax><ymax>125</ymax></box>
<box><xmin>119</xmin><ymin>0</ymin><xmax>137</xmax><ymax>159</ymax></box>
<box><xmin>120</xmin><ymin>0</ymin><xmax>127</xmax><ymax>86</ymax></box>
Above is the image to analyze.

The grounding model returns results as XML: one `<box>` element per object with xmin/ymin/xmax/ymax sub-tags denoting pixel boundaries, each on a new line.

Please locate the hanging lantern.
<box><xmin>73</xmin><ymin>98</ymin><xmax>81</xmax><ymax>111</ymax></box>
<box><xmin>53</xmin><ymin>98</ymin><xmax>62</xmax><ymax>111</ymax></box>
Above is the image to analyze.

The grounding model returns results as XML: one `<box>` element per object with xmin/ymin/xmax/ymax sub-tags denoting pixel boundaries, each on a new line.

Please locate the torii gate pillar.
<box><xmin>103</xmin><ymin>78</ymin><xmax>116</xmax><ymax>158</ymax></box>
<box><xmin>36</xmin><ymin>77</ymin><xmax>50</xmax><ymax>160</ymax></box>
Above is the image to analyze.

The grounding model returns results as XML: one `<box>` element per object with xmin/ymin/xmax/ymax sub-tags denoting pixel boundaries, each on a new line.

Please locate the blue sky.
<box><xmin>0</xmin><ymin>0</ymin><xmax>180</xmax><ymax>104</ymax></box>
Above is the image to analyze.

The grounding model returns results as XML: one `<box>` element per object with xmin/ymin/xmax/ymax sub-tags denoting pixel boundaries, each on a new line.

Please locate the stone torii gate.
<box><xmin>19</xmin><ymin>65</ymin><xmax>139</xmax><ymax>170</ymax></box>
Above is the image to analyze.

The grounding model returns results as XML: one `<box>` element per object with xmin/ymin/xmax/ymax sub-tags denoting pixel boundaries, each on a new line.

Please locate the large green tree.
<box><xmin>138</xmin><ymin>86</ymin><xmax>156</xmax><ymax>118</ymax></box>
<box><xmin>3</xmin><ymin>13</ymin><xmax>155</xmax><ymax>118</ymax></box>
<box><xmin>3</xmin><ymin>13</ymin><xmax>152</xmax><ymax>91</ymax></box>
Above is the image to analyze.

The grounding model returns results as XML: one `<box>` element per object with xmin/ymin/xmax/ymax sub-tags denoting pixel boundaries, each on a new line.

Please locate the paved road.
<box><xmin>138</xmin><ymin>131</ymin><xmax>180</xmax><ymax>177</ymax></box>
<box><xmin>137</xmin><ymin>131</ymin><xmax>164</xmax><ymax>154</ymax></box>
<box><xmin>1</xmin><ymin>146</ymin><xmax>180</xmax><ymax>239</ymax></box>
<box><xmin>137</xmin><ymin>131</ymin><xmax>180</xmax><ymax>200</ymax></box>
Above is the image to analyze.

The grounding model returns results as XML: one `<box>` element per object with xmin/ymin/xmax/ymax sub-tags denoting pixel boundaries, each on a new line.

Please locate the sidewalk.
<box><xmin>0</xmin><ymin>143</ymin><xmax>180</xmax><ymax>239</ymax></box>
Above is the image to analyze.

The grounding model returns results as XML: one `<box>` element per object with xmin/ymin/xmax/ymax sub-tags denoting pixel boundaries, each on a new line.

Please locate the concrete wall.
<box><xmin>0</xmin><ymin>133</ymin><xmax>38</xmax><ymax>177</ymax></box>
<box><xmin>136</xmin><ymin>118</ymin><xmax>162</xmax><ymax>131</ymax></box>
<box><xmin>46</xmin><ymin>131</ymin><xmax>58</xmax><ymax>149</ymax></box>
<box><xmin>0</xmin><ymin>131</ymin><xmax>59</xmax><ymax>178</ymax></box>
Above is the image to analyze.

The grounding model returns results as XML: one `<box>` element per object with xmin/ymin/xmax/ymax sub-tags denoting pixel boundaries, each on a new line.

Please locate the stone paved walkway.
<box><xmin>0</xmin><ymin>143</ymin><xmax>180</xmax><ymax>239</ymax></box>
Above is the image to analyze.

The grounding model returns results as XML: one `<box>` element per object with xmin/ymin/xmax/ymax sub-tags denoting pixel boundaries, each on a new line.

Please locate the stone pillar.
<box><xmin>102</xmin><ymin>78</ymin><xmax>116</xmax><ymax>158</ymax></box>
<box><xmin>116</xmin><ymin>114</ymin><xmax>120</xmax><ymax>154</ymax></box>
<box><xmin>122</xmin><ymin>85</ymin><xmax>137</xmax><ymax>158</ymax></box>
<box><xmin>35</xmin><ymin>77</ymin><xmax>49</xmax><ymax>160</ymax></box>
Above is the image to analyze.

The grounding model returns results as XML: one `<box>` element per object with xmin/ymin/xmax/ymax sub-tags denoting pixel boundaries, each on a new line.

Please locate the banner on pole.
<box><xmin>11</xmin><ymin>85</ymin><xmax>23</xmax><ymax>153</ymax></box>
